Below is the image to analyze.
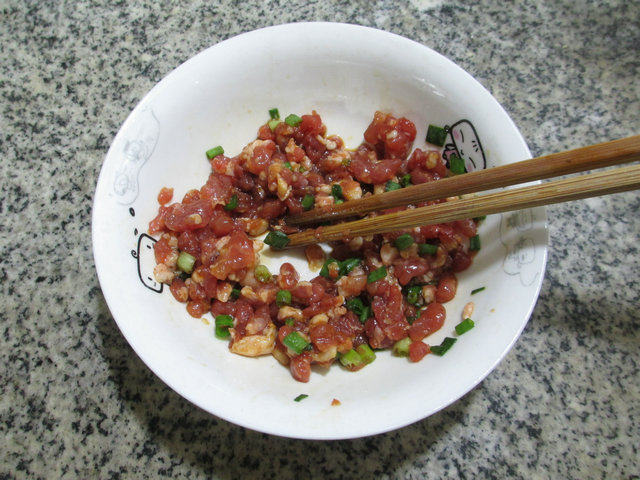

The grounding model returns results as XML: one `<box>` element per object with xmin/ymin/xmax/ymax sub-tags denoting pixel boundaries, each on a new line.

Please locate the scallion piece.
<box><xmin>471</xmin><ymin>286</ymin><xmax>485</xmax><ymax>295</ymax></box>
<box><xmin>215</xmin><ymin>326</ymin><xmax>230</xmax><ymax>339</ymax></box>
<box><xmin>419</xmin><ymin>243</ymin><xmax>438</xmax><ymax>255</ymax></box>
<box><xmin>356</xmin><ymin>344</ymin><xmax>376</xmax><ymax>364</ymax></box>
<box><xmin>359</xmin><ymin>305</ymin><xmax>371</xmax><ymax>323</ymax></box>
<box><xmin>449</xmin><ymin>155</ymin><xmax>466</xmax><ymax>175</ymax></box>
<box><xmin>400</xmin><ymin>174</ymin><xmax>412</xmax><ymax>187</ymax></box>
<box><xmin>276</xmin><ymin>289</ymin><xmax>292</xmax><ymax>307</ymax></box>
<box><xmin>268</xmin><ymin>119</ymin><xmax>280</xmax><ymax>131</ymax></box>
<box><xmin>285</xmin><ymin>318</ymin><xmax>295</xmax><ymax>326</ymax></box>
<box><xmin>385</xmin><ymin>180</ymin><xmax>401</xmax><ymax>191</ymax></box>
<box><xmin>367</xmin><ymin>266</ymin><xmax>387</xmax><ymax>283</ymax></box>
<box><xmin>394</xmin><ymin>234</ymin><xmax>414</xmax><ymax>251</ymax></box>
<box><xmin>455</xmin><ymin>318</ymin><xmax>475</xmax><ymax>335</ymax></box>
<box><xmin>406</xmin><ymin>285</ymin><xmax>422</xmax><ymax>306</ymax></box>
<box><xmin>177</xmin><ymin>251</ymin><xmax>196</xmax><ymax>274</ymax></box>
<box><xmin>285</xmin><ymin>114</ymin><xmax>302</xmax><ymax>127</ymax></box>
<box><xmin>339</xmin><ymin>349</ymin><xmax>363</xmax><ymax>368</ymax></box>
<box><xmin>254</xmin><ymin>265</ymin><xmax>272</xmax><ymax>283</ymax></box>
<box><xmin>294</xmin><ymin>394</ymin><xmax>308</xmax><ymax>402</ymax></box>
<box><xmin>469</xmin><ymin>234</ymin><xmax>481</xmax><ymax>251</ymax></box>
<box><xmin>339</xmin><ymin>258</ymin><xmax>361</xmax><ymax>276</ymax></box>
<box><xmin>346</xmin><ymin>297</ymin><xmax>371</xmax><ymax>323</ymax></box>
<box><xmin>346</xmin><ymin>297</ymin><xmax>364</xmax><ymax>315</ymax></box>
<box><xmin>215</xmin><ymin>314</ymin><xmax>234</xmax><ymax>339</ymax></box>
<box><xmin>474</xmin><ymin>215</ymin><xmax>486</xmax><ymax>222</ymax></box>
<box><xmin>331</xmin><ymin>184</ymin><xmax>344</xmax><ymax>201</ymax></box>
<box><xmin>268</xmin><ymin>107</ymin><xmax>280</xmax><ymax>120</ymax></box>
<box><xmin>215</xmin><ymin>314</ymin><xmax>234</xmax><ymax>328</ymax></box>
<box><xmin>224</xmin><ymin>194</ymin><xmax>238</xmax><ymax>211</ymax></box>
<box><xmin>230</xmin><ymin>287</ymin><xmax>241</xmax><ymax>300</ymax></box>
<box><xmin>426</xmin><ymin>124</ymin><xmax>448</xmax><ymax>146</ymax></box>
<box><xmin>393</xmin><ymin>337</ymin><xmax>411</xmax><ymax>356</ymax></box>
<box><xmin>206</xmin><ymin>145</ymin><xmax>224</xmax><ymax>160</ymax></box>
<box><xmin>430</xmin><ymin>337</ymin><xmax>457</xmax><ymax>356</ymax></box>
<box><xmin>301</xmin><ymin>194</ymin><xmax>315</xmax><ymax>210</ymax></box>
<box><xmin>284</xmin><ymin>161</ymin><xmax>292</xmax><ymax>170</ymax></box>
<box><xmin>264</xmin><ymin>230</ymin><xmax>290</xmax><ymax>249</ymax></box>
<box><xmin>319</xmin><ymin>258</ymin><xmax>339</xmax><ymax>278</ymax></box>
<box><xmin>283</xmin><ymin>331</ymin><xmax>309</xmax><ymax>354</ymax></box>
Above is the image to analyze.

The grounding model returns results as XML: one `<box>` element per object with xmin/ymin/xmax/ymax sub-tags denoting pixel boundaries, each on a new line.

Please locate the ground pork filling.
<box><xmin>149</xmin><ymin>110</ymin><xmax>479</xmax><ymax>382</ymax></box>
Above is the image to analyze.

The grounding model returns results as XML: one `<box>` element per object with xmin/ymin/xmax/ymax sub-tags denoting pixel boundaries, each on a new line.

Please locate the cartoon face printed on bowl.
<box><xmin>499</xmin><ymin>210</ymin><xmax>539</xmax><ymax>286</ymax></box>
<box><xmin>113</xmin><ymin>107</ymin><xmax>160</xmax><ymax>205</ymax></box>
<box><xmin>442</xmin><ymin>120</ymin><xmax>487</xmax><ymax>173</ymax></box>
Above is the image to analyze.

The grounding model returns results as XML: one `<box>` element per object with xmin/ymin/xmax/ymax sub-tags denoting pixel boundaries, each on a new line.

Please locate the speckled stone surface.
<box><xmin>1</xmin><ymin>0</ymin><xmax>639</xmax><ymax>478</ymax></box>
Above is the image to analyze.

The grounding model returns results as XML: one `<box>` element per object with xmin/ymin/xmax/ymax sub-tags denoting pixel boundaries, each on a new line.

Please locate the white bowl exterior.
<box><xmin>92</xmin><ymin>23</ymin><xmax>547</xmax><ymax>439</ymax></box>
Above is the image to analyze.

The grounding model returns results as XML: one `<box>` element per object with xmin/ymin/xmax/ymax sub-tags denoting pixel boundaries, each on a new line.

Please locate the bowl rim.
<box><xmin>92</xmin><ymin>21</ymin><xmax>548</xmax><ymax>439</ymax></box>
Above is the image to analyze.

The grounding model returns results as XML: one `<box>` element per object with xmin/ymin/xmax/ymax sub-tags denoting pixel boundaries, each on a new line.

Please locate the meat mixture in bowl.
<box><xmin>149</xmin><ymin>110</ymin><xmax>481</xmax><ymax>382</ymax></box>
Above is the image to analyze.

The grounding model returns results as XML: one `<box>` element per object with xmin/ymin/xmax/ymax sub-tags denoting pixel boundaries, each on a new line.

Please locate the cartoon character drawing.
<box><xmin>441</xmin><ymin>120</ymin><xmax>487</xmax><ymax>173</ymax></box>
<box><xmin>132</xmin><ymin>233</ymin><xmax>163</xmax><ymax>293</ymax></box>
<box><xmin>499</xmin><ymin>210</ymin><xmax>538</xmax><ymax>286</ymax></box>
<box><xmin>113</xmin><ymin>107</ymin><xmax>160</xmax><ymax>205</ymax></box>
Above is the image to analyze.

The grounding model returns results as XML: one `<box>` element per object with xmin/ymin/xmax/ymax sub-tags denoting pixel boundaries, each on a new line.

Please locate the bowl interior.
<box><xmin>93</xmin><ymin>23</ymin><xmax>547</xmax><ymax>439</ymax></box>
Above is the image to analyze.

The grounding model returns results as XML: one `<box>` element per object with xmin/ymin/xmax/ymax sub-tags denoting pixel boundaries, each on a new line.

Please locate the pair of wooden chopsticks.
<box><xmin>282</xmin><ymin>135</ymin><xmax>640</xmax><ymax>248</ymax></box>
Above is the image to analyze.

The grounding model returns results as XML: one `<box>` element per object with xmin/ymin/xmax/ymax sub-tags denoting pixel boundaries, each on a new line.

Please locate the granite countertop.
<box><xmin>2</xmin><ymin>0</ymin><xmax>639</xmax><ymax>478</ymax></box>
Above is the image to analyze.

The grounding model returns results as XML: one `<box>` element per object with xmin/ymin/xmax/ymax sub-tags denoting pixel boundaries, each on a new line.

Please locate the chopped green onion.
<box><xmin>449</xmin><ymin>155</ymin><xmax>466</xmax><ymax>175</ymax></box>
<box><xmin>264</xmin><ymin>230</ymin><xmax>290</xmax><ymax>249</ymax></box>
<box><xmin>299</xmin><ymin>166</ymin><xmax>307</xmax><ymax>173</ymax></box>
<box><xmin>268</xmin><ymin>119</ymin><xmax>280</xmax><ymax>131</ymax></box>
<box><xmin>426</xmin><ymin>124</ymin><xmax>448</xmax><ymax>146</ymax></box>
<box><xmin>230</xmin><ymin>287</ymin><xmax>241</xmax><ymax>300</ymax></box>
<box><xmin>367</xmin><ymin>266</ymin><xmax>387</xmax><ymax>283</ymax></box>
<box><xmin>339</xmin><ymin>349</ymin><xmax>363</xmax><ymax>368</ymax></box>
<box><xmin>356</xmin><ymin>344</ymin><xmax>376</xmax><ymax>364</ymax></box>
<box><xmin>206</xmin><ymin>145</ymin><xmax>224</xmax><ymax>159</ymax></box>
<box><xmin>393</xmin><ymin>337</ymin><xmax>411</xmax><ymax>356</ymax></box>
<box><xmin>418</xmin><ymin>243</ymin><xmax>438</xmax><ymax>255</ymax></box>
<box><xmin>335</xmin><ymin>199</ymin><xmax>344</xmax><ymax>205</ymax></box>
<box><xmin>346</xmin><ymin>297</ymin><xmax>364</xmax><ymax>314</ymax></box>
<box><xmin>215</xmin><ymin>314</ymin><xmax>234</xmax><ymax>339</ymax></box>
<box><xmin>469</xmin><ymin>234</ymin><xmax>481</xmax><ymax>251</ymax></box>
<box><xmin>346</xmin><ymin>297</ymin><xmax>371</xmax><ymax>323</ymax></box>
<box><xmin>394</xmin><ymin>234</ymin><xmax>414</xmax><ymax>251</ymax></box>
<box><xmin>268</xmin><ymin>108</ymin><xmax>280</xmax><ymax>120</ymax></box>
<box><xmin>430</xmin><ymin>337</ymin><xmax>457</xmax><ymax>356</ymax></box>
<box><xmin>224</xmin><ymin>194</ymin><xmax>238</xmax><ymax>211</ymax></box>
<box><xmin>319</xmin><ymin>258</ymin><xmax>339</xmax><ymax>278</ymax></box>
<box><xmin>285</xmin><ymin>114</ymin><xmax>302</xmax><ymax>127</ymax></box>
<box><xmin>284</xmin><ymin>161</ymin><xmax>292</xmax><ymax>170</ymax></box>
<box><xmin>471</xmin><ymin>286</ymin><xmax>486</xmax><ymax>295</ymax></box>
<box><xmin>215</xmin><ymin>314</ymin><xmax>234</xmax><ymax>327</ymax></box>
<box><xmin>339</xmin><ymin>258</ymin><xmax>361</xmax><ymax>276</ymax></box>
<box><xmin>400</xmin><ymin>174</ymin><xmax>412</xmax><ymax>187</ymax></box>
<box><xmin>474</xmin><ymin>215</ymin><xmax>486</xmax><ymax>222</ymax></box>
<box><xmin>385</xmin><ymin>180</ymin><xmax>401</xmax><ymax>191</ymax></box>
<box><xmin>177</xmin><ymin>251</ymin><xmax>196</xmax><ymax>274</ymax></box>
<box><xmin>331</xmin><ymin>184</ymin><xmax>344</xmax><ymax>201</ymax></box>
<box><xmin>215</xmin><ymin>326</ymin><xmax>230</xmax><ymax>339</ymax></box>
<box><xmin>254</xmin><ymin>265</ymin><xmax>272</xmax><ymax>283</ymax></box>
<box><xmin>301</xmin><ymin>194</ymin><xmax>315</xmax><ymax>210</ymax></box>
<box><xmin>455</xmin><ymin>318</ymin><xmax>475</xmax><ymax>335</ymax></box>
<box><xmin>285</xmin><ymin>318</ymin><xmax>295</xmax><ymax>326</ymax></box>
<box><xmin>283</xmin><ymin>331</ymin><xmax>309</xmax><ymax>354</ymax></box>
<box><xmin>294</xmin><ymin>394</ymin><xmax>308</xmax><ymax>402</ymax></box>
<box><xmin>359</xmin><ymin>306</ymin><xmax>371</xmax><ymax>323</ymax></box>
<box><xmin>276</xmin><ymin>289</ymin><xmax>292</xmax><ymax>307</ymax></box>
<box><xmin>406</xmin><ymin>285</ymin><xmax>422</xmax><ymax>306</ymax></box>
<box><xmin>341</xmin><ymin>157</ymin><xmax>351</xmax><ymax>167</ymax></box>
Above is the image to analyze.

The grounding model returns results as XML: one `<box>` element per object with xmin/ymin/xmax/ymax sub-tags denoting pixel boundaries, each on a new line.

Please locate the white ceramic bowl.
<box><xmin>92</xmin><ymin>23</ymin><xmax>548</xmax><ymax>439</ymax></box>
